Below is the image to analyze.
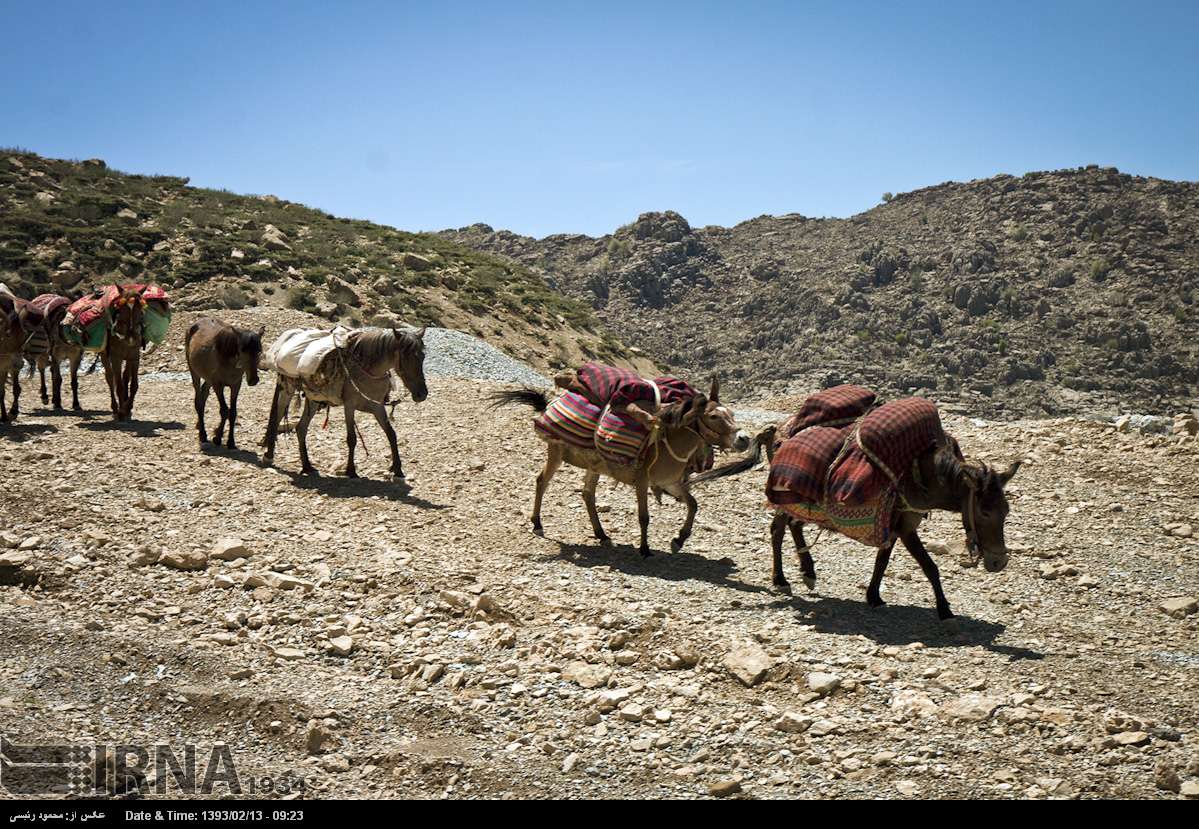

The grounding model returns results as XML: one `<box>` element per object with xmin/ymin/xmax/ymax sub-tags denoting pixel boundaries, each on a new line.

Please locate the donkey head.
<box><xmin>392</xmin><ymin>326</ymin><xmax>428</xmax><ymax>403</ymax></box>
<box><xmin>111</xmin><ymin>288</ymin><xmax>145</xmax><ymax>342</ymax></box>
<box><xmin>656</xmin><ymin>378</ymin><xmax>750</xmax><ymax>452</ymax></box>
<box><xmin>952</xmin><ymin>457</ymin><xmax>1021</xmax><ymax>572</ymax></box>
<box><xmin>239</xmin><ymin>326</ymin><xmax>265</xmax><ymax>386</ymax></box>
<box><xmin>694</xmin><ymin>378</ymin><xmax>750</xmax><ymax>452</ymax></box>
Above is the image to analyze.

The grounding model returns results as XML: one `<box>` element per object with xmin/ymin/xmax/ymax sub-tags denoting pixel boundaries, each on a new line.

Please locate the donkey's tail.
<box><xmin>488</xmin><ymin>388</ymin><xmax>550</xmax><ymax>413</ymax></box>
<box><xmin>691</xmin><ymin>424</ymin><xmax>776</xmax><ymax>484</ymax></box>
<box><xmin>183</xmin><ymin>321</ymin><xmax>199</xmax><ymax>374</ymax></box>
<box><xmin>85</xmin><ymin>354</ymin><xmax>100</xmax><ymax>374</ymax></box>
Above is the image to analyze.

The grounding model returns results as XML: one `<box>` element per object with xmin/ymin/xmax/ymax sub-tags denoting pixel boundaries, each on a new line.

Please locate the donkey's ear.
<box><xmin>685</xmin><ymin>394</ymin><xmax>708</xmax><ymax>424</ymax></box>
<box><xmin>256</xmin><ymin>326</ymin><xmax>266</xmax><ymax>339</ymax></box>
<box><xmin>998</xmin><ymin>460</ymin><xmax>1022</xmax><ymax>485</ymax></box>
<box><xmin>708</xmin><ymin>377</ymin><xmax>720</xmax><ymax>403</ymax></box>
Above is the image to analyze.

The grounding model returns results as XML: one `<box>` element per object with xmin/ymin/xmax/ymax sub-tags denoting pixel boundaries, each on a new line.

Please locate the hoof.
<box><xmin>597</xmin><ymin>535</ymin><xmax>613</xmax><ymax>548</ymax></box>
<box><xmin>802</xmin><ymin>575</ymin><xmax>817</xmax><ymax>591</ymax></box>
<box><xmin>937</xmin><ymin>607</ymin><xmax>956</xmax><ymax>621</ymax></box>
<box><xmin>531</xmin><ymin>523</ymin><xmax>544</xmax><ymax>537</ymax></box>
<box><xmin>670</xmin><ymin>538</ymin><xmax>684</xmax><ymax>554</ymax></box>
<box><xmin>639</xmin><ymin>546</ymin><xmax>653</xmax><ymax>558</ymax></box>
<box><xmin>301</xmin><ymin>465</ymin><xmax>319</xmax><ymax>477</ymax></box>
<box><xmin>773</xmin><ymin>578</ymin><xmax>792</xmax><ymax>593</ymax></box>
<box><xmin>867</xmin><ymin>594</ymin><xmax>886</xmax><ymax>609</ymax></box>
<box><xmin>344</xmin><ymin>469</ymin><xmax>359</xmax><ymax>479</ymax></box>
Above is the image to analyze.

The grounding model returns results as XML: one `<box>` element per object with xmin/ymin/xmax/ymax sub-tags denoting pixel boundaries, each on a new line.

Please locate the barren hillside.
<box><xmin>443</xmin><ymin>166</ymin><xmax>1199</xmax><ymax>418</ymax></box>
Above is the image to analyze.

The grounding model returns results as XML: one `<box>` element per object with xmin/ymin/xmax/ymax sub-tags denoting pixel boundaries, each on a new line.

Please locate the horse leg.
<box><xmin>866</xmin><ymin>543</ymin><xmax>895</xmax><ymax>609</ymax></box>
<box><xmin>39</xmin><ymin>362</ymin><xmax>48</xmax><ymax>405</ymax></box>
<box><xmin>9</xmin><ymin>369</ymin><xmax>19</xmax><ymax>421</ymax></box>
<box><xmin>226</xmin><ymin>380</ymin><xmax>241</xmax><ymax>450</ymax></box>
<box><xmin>213</xmin><ymin>385</ymin><xmax>229</xmax><ymax>446</ymax></box>
<box><xmin>261</xmin><ymin>383</ymin><xmax>285</xmax><ymax>463</ymax></box>
<box><xmin>368</xmin><ymin>405</ymin><xmax>403</xmax><ymax>479</ymax></box>
<box><xmin>666</xmin><ymin>482</ymin><xmax>697</xmax><ymax>554</ymax></box>
<box><xmin>296</xmin><ymin>398</ymin><xmax>318</xmax><ymax>476</ymax></box>
<box><xmin>101</xmin><ymin>353</ymin><xmax>118</xmax><ymax>419</ymax></box>
<box><xmin>342</xmin><ymin>403</ymin><xmax>358</xmax><ymax>478</ymax></box>
<box><xmin>193</xmin><ymin>378</ymin><xmax>210</xmax><ymax>445</ymax></box>
<box><xmin>531</xmin><ymin>443</ymin><xmax>563</xmax><ymax>536</ymax></box>
<box><xmin>581</xmin><ymin>471</ymin><xmax>610</xmax><ymax>547</ymax></box>
<box><xmin>50</xmin><ymin>359</ymin><xmax>63</xmax><ymax>410</ymax></box>
<box><xmin>789</xmin><ymin>519</ymin><xmax>817</xmax><ymax>590</ymax></box>
<box><xmin>636</xmin><ymin>475</ymin><xmax>652</xmax><ymax>558</ymax></box>
<box><xmin>69</xmin><ymin>352</ymin><xmax>82</xmax><ymax>411</ymax></box>
<box><xmin>125</xmin><ymin>352</ymin><xmax>140</xmax><ymax>420</ymax></box>
<box><xmin>0</xmin><ymin>370</ymin><xmax>7</xmax><ymax>422</ymax></box>
<box><xmin>770</xmin><ymin>511</ymin><xmax>790</xmax><ymax>589</ymax></box>
<box><xmin>900</xmin><ymin>529</ymin><xmax>954</xmax><ymax>620</ymax></box>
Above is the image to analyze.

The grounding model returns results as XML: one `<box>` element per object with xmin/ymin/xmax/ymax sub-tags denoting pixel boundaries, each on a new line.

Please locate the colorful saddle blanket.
<box><xmin>29</xmin><ymin>294</ymin><xmax>70</xmax><ymax>322</ymax></box>
<box><xmin>766</xmin><ymin>397</ymin><xmax>951</xmax><ymax>548</ymax></box>
<box><xmin>534</xmin><ymin>392</ymin><xmax>602</xmax><ymax>449</ymax></box>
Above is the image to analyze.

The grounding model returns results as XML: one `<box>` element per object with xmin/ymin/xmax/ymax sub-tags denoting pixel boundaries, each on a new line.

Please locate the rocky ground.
<box><xmin>1</xmin><ymin>308</ymin><xmax>1198</xmax><ymax>800</ymax></box>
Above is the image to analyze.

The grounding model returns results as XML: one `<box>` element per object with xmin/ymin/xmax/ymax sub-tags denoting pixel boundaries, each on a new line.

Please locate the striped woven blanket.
<box><xmin>535</xmin><ymin>392</ymin><xmax>602</xmax><ymax>449</ymax></box>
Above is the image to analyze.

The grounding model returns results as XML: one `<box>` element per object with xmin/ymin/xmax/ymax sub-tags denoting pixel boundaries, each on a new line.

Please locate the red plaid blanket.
<box><xmin>829</xmin><ymin>398</ymin><xmax>946</xmax><ymax>507</ymax></box>
<box><xmin>766</xmin><ymin>397</ymin><xmax>951</xmax><ymax>548</ymax></box>
<box><xmin>67</xmin><ymin>285</ymin><xmax>120</xmax><ymax>329</ymax></box>
<box><xmin>778</xmin><ymin>384</ymin><xmax>877</xmax><ymax>442</ymax></box>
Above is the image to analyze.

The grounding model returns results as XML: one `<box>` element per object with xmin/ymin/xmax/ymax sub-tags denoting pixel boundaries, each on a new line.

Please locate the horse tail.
<box><xmin>85</xmin><ymin>354</ymin><xmax>100</xmax><ymax>374</ymax></box>
<box><xmin>691</xmin><ymin>424</ymin><xmax>776</xmax><ymax>484</ymax></box>
<box><xmin>488</xmin><ymin>388</ymin><xmax>550</xmax><ymax>413</ymax></box>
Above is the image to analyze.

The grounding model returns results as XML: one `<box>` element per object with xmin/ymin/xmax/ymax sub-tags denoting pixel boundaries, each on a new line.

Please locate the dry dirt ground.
<box><xmin>1</xmin><ymin>312</ymin><xmax>1198</xmax><ymax>800</ymax></box>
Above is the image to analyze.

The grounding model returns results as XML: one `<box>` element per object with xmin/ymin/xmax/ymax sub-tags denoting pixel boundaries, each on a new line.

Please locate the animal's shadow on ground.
<box><xmin>198</xmin><ymin>443</ymin><xmax>261</xmax><ymax>464</ymax></box>
<box><xmin>549</xmin><ymin>539</ymin><xmax>770</xmax><ymax>596</ymax></box>
<box><xmin>0</xmin><ymin>421</ymin><xmax>58</xmax><ymax>441</ymax></box>
<box><xmin>761</xmin><ymin>591</ymin><xmax>1042</xmax><ymax>660</ymax></box>
<box><xmin>30</xmin><ymin>407</ymin><xmax>108</xmax><ymax>419</ymax></box>
<box><xmin>77</xmin><ymin>419</ymin><xmax>186</xmax><ymax>438</ymax></box>
<box><xmin>282</xmin><ymin>469</ymin><xmax>448</xmax><ymax>510</ymax></box>
<box><xmin>548</xmin><ymin>538</ymin><xmax>1041</xmax><ymax>661</ymax></box>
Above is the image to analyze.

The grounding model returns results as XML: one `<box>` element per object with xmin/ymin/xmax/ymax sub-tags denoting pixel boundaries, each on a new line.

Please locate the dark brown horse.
<box><xmin>696</xmin><ymin>425</ymin><xmax>1020</xmax><ymax>619</ymax></box>
<box><xmin>100</xmin><ymin>287</ymin><xmax>145</xmax><ymax>421</ymax></box>
<box><xmin>0</xmin><ymin>291</ymin><xmax>47</xmax><ymax>423</ymax></box>
<box><xmin>262</xmin><ymin>327</ymin><xmax>428</xmax><ymax>479</ymax></box>
<box><xmin>23</xmin><ymin>294</ymin><xmax>85</xmax><ymax>411</ymax></box>
<box><xmin>185</xmin><ymin>317</ymin><xmax>265</xmax><ymax>449</ymax></box>
<box><xmin>491</xmin><ymin>380</ymin><xmax>750</xmax><ymax>557</ymax></box>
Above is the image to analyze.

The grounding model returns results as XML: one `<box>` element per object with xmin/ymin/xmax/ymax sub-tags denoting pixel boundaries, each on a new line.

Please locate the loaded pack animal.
<box><xmin>0</xmin><ymin>289</ymin><xmax>51</xmax><ymax>423</ymax></box>
<box><xmin>261</xmin><ymin>326</ymin><xmax>428</xmax><ymax>480</ymax></box>
<box><xmin>100</xmin><ymin>287</ymin><xmax>148</xmax><ymax>421</ymax></box>
<box><xmin>185</xmin><ymin>317</ymin><xmax>265</xmax><ymax>449</ymax></box>
<box><xmin>696</xmin><ymin>389</ymin><xmax>1020</xmax><ymax>619</ymax></box>
<box><xmin>490</xmin><ymin>371</ymin><xmax>750</xmax><ymax>558</ymax></box>
<box><xmin>24</xmin><ymin>293</ymin><xmax>86</xmax><ymax>411</ymax></box>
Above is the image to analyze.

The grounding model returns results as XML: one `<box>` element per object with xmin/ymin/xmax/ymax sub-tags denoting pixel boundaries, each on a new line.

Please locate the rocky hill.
<box><xmin>0</xmin><ymin>150</ymin><xmax>653</xmax><ymax>376</ymax></box>
<box><xmin>442</xmin><ymin>166</ymin><xmax>1199</xmax><ymax>417</ymax></box>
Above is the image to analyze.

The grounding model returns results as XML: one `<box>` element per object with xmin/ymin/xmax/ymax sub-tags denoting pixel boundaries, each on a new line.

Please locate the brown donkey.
<box><xmin>185</xmin><ymin>317</ymin><xmax>265</xmax><ymax>449</ymax></box>
<box><xmin>0</xmin><ymin>291</ymin><xmax>47</xmax><ymax>423</ymax></box>
<box><xmin>491</xmin><ymin>380</ymin><xmax>750</xmax><ymax>557</ymax></box>
<box><xmin>0</xmin><ymin>299</ymin><xmax>21</xmax><ymax>422</ymax></box>
<box><xmin>25</xmin><ymin>294</ymin><xmax>85</xmax><ymax>411</ymax></box>
<box><xmin>100</xmin><ymin>287</ymin><xmax>146</xmax><ymax>421</ymax></box>
<box><xmin>696</xmin><ymin>428</ymin><xmax>1020</xmax><ymax>619</ymax></box>
<box><xmin>262</xmin><ymin>327</ymin><xmax>428</xmax><ymax>479</ymax></box>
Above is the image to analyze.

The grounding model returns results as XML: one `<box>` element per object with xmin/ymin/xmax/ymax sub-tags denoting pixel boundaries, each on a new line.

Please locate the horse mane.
<box><xmin>349</xmin><ymin>327</ymin><xmax>422</xmax><ymax>366</ymax></box>
<box><xmin>236</xmin><ymin>326</ymin><xmax>262</xmax><ymax>356</ymax></box>
<box><xmin>932</xmin><ymin>440</ymin><xmax>994</xmax><ymax>490</ymax></box>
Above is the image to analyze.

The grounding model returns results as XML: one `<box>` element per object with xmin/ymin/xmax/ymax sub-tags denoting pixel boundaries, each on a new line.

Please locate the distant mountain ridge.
<box><xmin>442</xmin><ymin>165</ymin><xmax>1199</xmax><ymax>417</ymax></box>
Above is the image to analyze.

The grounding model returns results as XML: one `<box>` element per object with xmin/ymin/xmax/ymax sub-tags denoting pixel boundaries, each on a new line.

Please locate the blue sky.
<box><xmin>3</xmin><ymin>1</ymin><xmax>1197</xmax><ymax>237</ymax></box>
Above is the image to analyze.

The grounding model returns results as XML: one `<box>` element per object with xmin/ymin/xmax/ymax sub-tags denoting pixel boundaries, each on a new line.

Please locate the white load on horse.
<box><xmin>260</xmin><ymin>324</ymin><xmax>428</xmax><ymax>481</ymax></box>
